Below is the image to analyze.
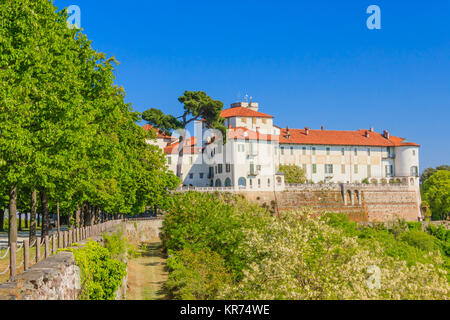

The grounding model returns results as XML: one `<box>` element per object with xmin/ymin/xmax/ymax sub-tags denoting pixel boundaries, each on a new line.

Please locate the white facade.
<box><xmin>147</xmin><ymin>102</ymin><xmax>420</xmax><ymax>191</ymax></box>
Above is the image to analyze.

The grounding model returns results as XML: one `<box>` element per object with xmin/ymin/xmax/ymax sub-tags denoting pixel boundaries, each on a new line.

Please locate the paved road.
<box><xmin>0</xmin><ymin>227</ymin><xmax>69</xmax><ymax>249</ymax></box>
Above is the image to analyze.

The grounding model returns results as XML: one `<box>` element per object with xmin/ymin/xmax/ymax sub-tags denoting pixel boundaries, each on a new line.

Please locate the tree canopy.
<box><xmin>421</xmin><ymin>170</ymin><xmax>450</xmax><ymax>221</ymax></box>
<box><xmin>278</xmin><ymin>165</ymin><xmax>307</xmax><ymax>184</ymax></box>
<box><xmin>0</xmin><ymin>0</ymin><xmax>179</xmax><ymax>242</ymax></box>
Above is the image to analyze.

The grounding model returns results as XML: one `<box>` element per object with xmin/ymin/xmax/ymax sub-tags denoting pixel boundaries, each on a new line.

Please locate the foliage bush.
<box><xmin>162</xmin><ymin>193</ymin><xmax>450</xmax><ymax>300</ymax></box>
<box><xmin>66</xmin><ymin>241</ymin><xmax>127</xmax><ymax>300</ymax></box>
<box><xmin>164</xmin><ymin>248</ymin><xmax>232</xmax><ymax>300</ymax></box>
<box><xmin>278</xmin><ymin>165</ymin><xmax>307</xmax><ymax>184</ymax></box>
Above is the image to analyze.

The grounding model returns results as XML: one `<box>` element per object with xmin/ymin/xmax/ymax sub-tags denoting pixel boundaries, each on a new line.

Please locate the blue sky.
<box><xmin>55</xmin><ymin>0</ymin><xmax>450</xmax><ymax>171</ymax></box>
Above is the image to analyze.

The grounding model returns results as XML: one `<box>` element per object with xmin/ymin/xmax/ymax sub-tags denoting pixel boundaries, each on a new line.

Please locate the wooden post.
<box><xmin>24</xmin><ymin>239</ymin><xmax>30</xmax><ymax>271</ymax></box>
<box><xmin>68</xmin><ymin>229</ymin><xmax>72</xmax><ymax>245</ymax></box>
<box><xmin>44</xmin><ymin>236</ymin><xmax>49</xmax><ymax>258</ymax></box>
<box><xmin>52</xmin><ymin>234</ymin><xmax>56</xmax><ymax>254</ymax></box>
<box><xmin>59</xmin><ymin>231</ymin><xmax>63</xmax><ymax>248</ymax></box>
<box><xmin>56</xmin><ymin>201</ymin><xmax>60</xmax><ymax>232</ymax></box>
<box><xmin>36</xmin><ymin>237</ymin><xmax>41</xmax><ymax>263</ymax></box>
<box><xmin>64</xmin><ymin>231</ymin><xmax>68</xmax><ymax>248</ymax></box>
<box><xmin>10</xmin><ymin>242</ymin><xmax>16</xmax><ymax>281</ymax></box>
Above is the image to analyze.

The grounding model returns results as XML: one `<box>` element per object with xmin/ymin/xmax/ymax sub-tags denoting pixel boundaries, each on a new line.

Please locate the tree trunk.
<box><xmin>0</xmin><ymin>209</ymin><xmax>4</xmax><ymax>232</ymax></box>
<box><xmin>176</xmin><ymin>131</ymin><xmax>186</xmax><ymax>182</ymax></box>
<box><xmin>56</xmin><ymin>201</ymin><xmax>60</xmax><ymax>232</ymax></box>
<box><xmin>80</xmin><ymin>204</ymin><xmax>85</xmax><ymax>227</ymax></box>
<box><xmin>18</xmin><ymin>211</ymin><xmax>22</xmax><ymax>231</ymax></box>
<box><xmin>29</xmin><ymin>189</ymin><xmax>37</xmax><ymax>243</ymax></box>
<box><xmin>8</xmin><ymin>186</ymin><xmax>18</xmax><ymax>246</ymax></box>
<box><xmin>40</xmin><ymin>191</ymin><xmax>49</xmax><ymax>237</ymax></box>
<box><xmin>75</xmin><ymin>206</ymin><xmax>80</xmax><ymax>228</ymax></box>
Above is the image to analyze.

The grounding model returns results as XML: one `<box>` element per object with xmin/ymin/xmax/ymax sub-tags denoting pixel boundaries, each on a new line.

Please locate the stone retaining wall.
<box><xmin>240</xmin><ymin>183</ymin><xmax>422</xmax><ymax>222</ymax></box>
<box><xmin>0</xmin><ymin>224</ymin><xmax>129</xmax><ymax>300</ymax></box>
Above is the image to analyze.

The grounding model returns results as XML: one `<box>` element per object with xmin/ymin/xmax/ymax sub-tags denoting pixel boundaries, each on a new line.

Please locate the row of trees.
<box><xmin>0</xmin><ymin>0</ymin><xmax>179</xmax><ymax>245</ymax></box>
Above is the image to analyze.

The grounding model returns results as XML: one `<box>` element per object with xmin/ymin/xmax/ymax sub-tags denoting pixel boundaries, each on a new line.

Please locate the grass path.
<box><xmin>126</xmin><ymin>242</ymin><xmax>168</xmax><ymax>300</ymax></box>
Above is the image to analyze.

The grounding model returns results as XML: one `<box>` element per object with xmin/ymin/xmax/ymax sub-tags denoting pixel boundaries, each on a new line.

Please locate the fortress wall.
<box><xmin>239</xmin><ymin>184</ymin><xmax>421</xmax><ymax>222</ymax></box>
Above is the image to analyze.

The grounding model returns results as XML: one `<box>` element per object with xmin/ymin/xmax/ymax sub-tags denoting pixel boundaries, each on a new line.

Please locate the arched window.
<box><xmin>225</xmin><ymin>178</ymin><xmax>232</xmax><ymax>187</ymax></box>
<box><xmin>238</xmin><ymin>177</ymin><xmax>247</xmax><ymax>187</ymax></box>
<box><xmin>215</xmin><ymin>179</ymin><xmax>222</xmax><ymax>187</ymax></box>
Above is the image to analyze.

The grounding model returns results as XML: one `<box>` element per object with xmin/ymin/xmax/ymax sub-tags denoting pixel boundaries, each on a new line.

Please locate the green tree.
<box><xmin>421</xmin><ymin>165</ymin><xmax>450</xmax><ymax>184</ymax></box>
<box><xmin>422</xmin><ymin>171</ymin><xmax>450</xmax><ymax>221</ymax></box>
<box><xmin>142</xmin><ymin>91</ymin><xmax>225</xmax><ymax>180</ymax></box>
<box><xmin>278</xmin><ymin>165</ymin><xmax>307</xmax><ymax>184</ymax></box>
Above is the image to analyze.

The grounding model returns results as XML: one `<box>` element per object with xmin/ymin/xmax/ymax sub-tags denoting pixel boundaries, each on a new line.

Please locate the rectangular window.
<box><xmin>200</xmin><ymin>173</ymin><xmax>204</xmax><ymax>179</ymax></box>
<box><xmin>218</xmin><ymin>164</ymin><xmax>223</xmax><ymax>174</ymax></box>
<box><xmin>262</xmin><ymin>118</ymin><xmax>267</xmax><ymax>125</ymax></box>
<box><xmin>312</xmin><ymin>164</ymin><xmax>317</xmax><ymax>174</ymax></box>
<box><xmin>167</xmin><ymin>157</ymin><xmax>172</xmax><ymax>165</ymax></box>
<box><xmin>354</xmin><ymin>149</ymin><xmax>358</xmax><ymax>156</ymax></box>
<box><xmin>302</xmin><ymin>147</ymin><xmax>307</xmax><ymax>155</ymax></box>
<box><xmin>189</xmin><ymin>174</ymin><xmax>194</xmax><ymax>179</ymax></box>
<box><xmin>325</xmin><ymin>164</ymin><xmax>334</xmax><ymax>174</ymax></box>
<box><xmin>241</xmin><ymin>118</ymin><xmax>247</xmax><ymax>124</ymax></box>
<box><xmin>290</xmin><ymin>147</ymin><xmax>294</xmax><ymax>155</ymax></box>
<box><xmin>354</xmin><ymin>165</ymin><xmax>359</xmax><ymax>174</ymax></box>
<box><xmin>257</xmin><ymin>165</ymin><xmax>262</xmax><ymax>171</ymax></box>
<box><xmin>312</xmin><ymin>147</ymin><xmax>316</xmax><ymax>155</ymax></box>
<box><xmin>252</xmin><ymin>118</ymin><xmax>257</xmax><ymax>125</ymax></box>
<box><xmin>342</xmin><ymin>165</ymin><xmax>346</xmax><ymax>174</ymax></box>
<box><xmin>341</xmin><ymin>148</ymin><xmax>345</xmax><ymax>156</ymax></box>
<box><xmin>327</xmin><ymin>147</ymin><xmax>331</xmax><ymax>156</ymax></box>
<box><xmin>226</xmin><ymin>164</ymin><xmax>231</xmax><ymax>173</ymax></box>
<box><xmin>281</xmin><ymin>147</ymin><xmax>285</xmax><ymax>155</ymax></box>
<box><xmin>368</xmin><ymin>148</ymin><xmax>371</xmax><ymax>156</ymax></box>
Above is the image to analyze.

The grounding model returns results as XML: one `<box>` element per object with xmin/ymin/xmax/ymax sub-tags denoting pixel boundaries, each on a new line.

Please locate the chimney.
<box><xmin>321</xmin><ymin>126</ymin><xmax>325</xmax><ymax>131</ymax></box>
<box><xmin>365</xmin><ymin>131</ymin><xmax>370</xmax><ymax>138</ymax></box>
<box><xmin>286</xmin><ymin>126</ymin><xmax>291</xmax><ymax>139</ymax></box>
<box><xmin>370</xmin><ymin>127</ymin><xmax>374</xmax><ymax>132</ymax></box>
<box><xmin>383</xmin><ymin>130</ymin><xmax>390</xmax><ymax>140</ymax></box>
<box><xmin>305</xmin><ymin>127</ymin><xmax>310</xmax><ymax>136</ymax></box>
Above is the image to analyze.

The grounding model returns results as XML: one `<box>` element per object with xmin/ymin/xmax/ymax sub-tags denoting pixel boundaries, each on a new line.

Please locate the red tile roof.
<box><xmin>228</xmin><ymin>127</ymin><xmax>279</xmax><ymax>142</ymax></box>
<box><xmin>221</xmin><ymin>107</ymin><xmax>274</xmax><ymax>119</ymax></box>
<box><xmin>164</xmin><ymin>137</ymin><xmax>202</xmax><ymax>155</ymax></box>
<box><xmin>278</xmin><ymin>128</ymin><xmax>419</xmax><ymax>147</ymax></box>
<box><xmin>142</xmin><ymin>124</ymin><xmax>173</xmax><ymax>139</ymax></box>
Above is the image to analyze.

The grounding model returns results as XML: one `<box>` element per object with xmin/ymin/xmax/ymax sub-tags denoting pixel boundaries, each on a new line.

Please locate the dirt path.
<box><xmin>126</xmin><ymin>242</ymin><xmax>168</xmax><ymax>300</ymax></box>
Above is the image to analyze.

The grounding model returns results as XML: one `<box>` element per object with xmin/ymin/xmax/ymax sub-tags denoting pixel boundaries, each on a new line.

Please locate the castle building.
<box><xmin>144</xmin><ymin>102</ymin><xmax>420</xmax><ymax>191</ymax></box>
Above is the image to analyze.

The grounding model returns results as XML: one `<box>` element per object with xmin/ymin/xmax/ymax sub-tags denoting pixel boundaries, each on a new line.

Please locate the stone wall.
<box><xmin>0</xmin><ymin>224</ymin><xmax>130</xmax><ymax>301</ymax></box>
<box><xmin>0</xmin><ymin>252</ymin><xmax>80</xmax><ymax>300</ymax></box>
<box><xmin>123</xmin><ymin>219</ymin><xmax>163</xmax><ymax>243</ymax></box>
<box><xmin>239</xmin><ymin>183</ymin><xmax>422</xmax><ymax>222</ymax></box>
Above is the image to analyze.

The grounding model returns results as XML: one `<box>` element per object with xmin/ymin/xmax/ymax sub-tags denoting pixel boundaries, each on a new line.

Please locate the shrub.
<box><xmin>66</xmin><ymin>241</ymin><xmax>127</xmax><ymax>300</ymax></box>
<box><xmin>165</xmin><ymin>248</ymin><xmax>232</xmax><ymax>300</ymax></box>
<box><xmin>400</xmin><ymin>230</ymin><xmax>438</xmax><ymax>252</ymax></box>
